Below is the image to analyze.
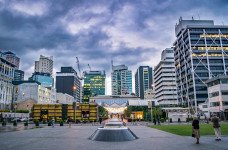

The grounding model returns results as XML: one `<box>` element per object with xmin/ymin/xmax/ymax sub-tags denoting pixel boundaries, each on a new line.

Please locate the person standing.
<box><xmin>52</xmin><ymin>118</ymin><xmax>55</xmax><ymax>128</ymax></box>
<box><xmin>192</xmin><ymin>117</ymin><xmax>200</xmax><ymax>144</ymax></box>
<box><xmin>68</xmin><ymin>117</ymin><xmax>72</xmax><ymax>128</ymax></box>
<box><xmin>153</xmin><ymin>118</ymin><xmax>156</xmax><ymax>125</ymax></box>
<box><xmin>212</xmin><ymin>114</ymin><xmax>221</xmax><ymax>141</ymax></box>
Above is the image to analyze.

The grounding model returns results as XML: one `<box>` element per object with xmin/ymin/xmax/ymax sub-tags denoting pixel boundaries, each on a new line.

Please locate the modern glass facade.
<box><xmin>29</xmin><ymin>72</ymin><xmax>53</xmax><ymax>87</ymax></box>
<box><xmin>14</xmin><ymin>69</ymin><xmax>24</xmax><ymax>81</ymax></box>
<box><xmin>83</xmin><ymin>71</ymin><xmax>106</xmax><ymax>104</ymax></box>
<box><xmin>111</xmin><ymin>65</ymin><xmax>132</xmax><ymax>95</ymax></box>
<box><xmin>135</xmin><ymin>66</ymin><xmax>153</xmax><ymax>99</ymax></box>
<box><xmin>174</xmin><ymin>18</ymin><xmax>228</xmax><ymax>112</ymax></box>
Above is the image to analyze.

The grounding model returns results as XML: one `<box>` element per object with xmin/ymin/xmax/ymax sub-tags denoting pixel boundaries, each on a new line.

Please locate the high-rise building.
<box><xmin>3</xmin><ymin>51</ymin><xmax>20</xmax><ymax>69</ymax></box>
<box><xmin>14</xmin><ymin>70</ymin><xmax>24</xmax><ymax>81</ymax></box>
<box><xmin>83</xmin><ymin>70</ymin><xmax>106</xmax><ymax>103</ymax></box>
<box><xmin>154</xmin><ymin>48</ymin><xmax>178</xmax><ymax>105</ymax></box>
<box><xmin>135</xmin><ymin>66</ymin><xmax>153</xmax><ymax>99</ymax></box>
<box><xmin>35</xmin><ymin>55</ymin><xmax>53</xmax><ymax>76</ymax></box>
<box><xmin>111</xmin><ymin>64</ymin><xmax>132</xmax><ymax>95</ymax></box>
<box><xmin>174</xmin><ymin>17</ymin><xmax>228</xmax><ymax>112</ymax></box>
<box><xmin>29</xmin><ymin>72</ymin><xmax>54</xmax><ymax>87</ymax></box>
<box><xmin>56</xmin><ymin>67</ymin><xmax>81</xmax><ymax>102</ymax></box>
<box><xmin>0</xmin><ymin>51</ymin><xmax>16</xmax><ymax>109</ymax></box>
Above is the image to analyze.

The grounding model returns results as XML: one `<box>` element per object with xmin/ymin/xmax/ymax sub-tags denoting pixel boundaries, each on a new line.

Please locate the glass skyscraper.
<box><xmin>83</xmin><ymin>71</ymin><xmax>106</xmax><ymax>103</ymax></box>
<box><xmin>29</xmin><ymin>72</ymin><xmax>54</xmax><ymax>87</ymax></box>
<box><xmin>135</xmin><ymin>66</ymin><xmax>153</xmax><ymax>99</ymax></box>
<box><xmin>111</xmin><ymin>65</ymin><xmax>132</xmax><ymax>95</ymax></box>
<box><xmin>174</xmin><ymin>17</ymin><xmax>228</xmax><ymax>112</ymax></box>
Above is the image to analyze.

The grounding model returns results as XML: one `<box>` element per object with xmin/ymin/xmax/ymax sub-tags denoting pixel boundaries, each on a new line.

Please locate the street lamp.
<box><xmin>73</xmin><ymin>86</ymin><xmax>77</xmax><ymax>90</ymax></box>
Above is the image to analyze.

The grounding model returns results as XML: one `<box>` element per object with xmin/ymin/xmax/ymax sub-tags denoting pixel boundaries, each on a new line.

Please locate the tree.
<box><xmin>98</xmin><ymin>106</ymin><xmax>108</xmax><ymax>118</ymax></box>
<box><xmin>152</xmin><ymin>107</ymin><xmax>163</xmax><ymax>119</ymax></box>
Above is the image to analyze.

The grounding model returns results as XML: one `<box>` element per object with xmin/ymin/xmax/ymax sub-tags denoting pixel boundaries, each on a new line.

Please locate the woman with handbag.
<box><xmin>192</xmin><ymin>117</ymin><xmax>200</xmax><ymax>144</ymax></box>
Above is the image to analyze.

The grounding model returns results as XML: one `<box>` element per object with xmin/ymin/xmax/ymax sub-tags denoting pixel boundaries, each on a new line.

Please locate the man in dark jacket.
<box><xmin>212</xmin><ymin>114</ymin><xmax>221</xmax><ymax>141</ymax></box>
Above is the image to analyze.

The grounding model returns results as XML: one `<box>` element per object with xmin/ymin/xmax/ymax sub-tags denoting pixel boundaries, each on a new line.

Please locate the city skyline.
<box><xmin>0</xmin><ymin>0</ymin><xmax>228</xmax><ymax>94</ymax></box>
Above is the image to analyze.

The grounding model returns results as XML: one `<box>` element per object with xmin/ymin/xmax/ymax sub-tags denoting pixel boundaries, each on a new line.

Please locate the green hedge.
<box><xmin>0</xmin><ymin>110</ymin><xmax>29</xmax><ymax>113</ymax></box>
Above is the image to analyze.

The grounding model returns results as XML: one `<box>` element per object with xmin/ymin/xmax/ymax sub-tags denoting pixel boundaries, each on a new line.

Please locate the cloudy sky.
<box><xmin>0</xmin><ymin>0</ymin><xmax>228</xmax><ymax>94</ymax></box>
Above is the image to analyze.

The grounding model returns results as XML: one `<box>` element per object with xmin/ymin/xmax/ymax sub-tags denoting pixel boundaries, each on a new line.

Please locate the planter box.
<box><xmin>35</xmin><ymin>123</ymin><xmax>39</xmax><ymax>127</ymax></box>
<box><xmin>60</xmin><ymin>123</ymin><xmax>63</xmax><ymax>126</ymax></box>
<box><xmin>13</xmin><ymin>123</ymin><xmax>17</xmax><ymax>126</ymax></box>
<box><xmin>2</xmin><ymin>123</ymin><xmax>6</xmax><ymax>126</ymax></box>
<box><xmin>24</xmin><ymin>123</ymin><xmax>28</xmax><ymax>126</ymax></box>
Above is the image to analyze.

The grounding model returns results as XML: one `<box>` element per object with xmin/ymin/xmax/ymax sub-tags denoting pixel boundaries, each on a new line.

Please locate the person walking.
<box><xmin>99</xmin><ymin>117</ymin><xmax>102</xmax><ymax>124</ymax></box>
<box><xmin>68</xmin><ymin>117</ymin><xmax>72</xmax><ymax>128</ymax></box>
<box><xmin>212</xmin><ymin>114</ymin><xmax>221</xmax><ymax>141</ymax></box>
<box><xmin>153</xmin><ymin>118</ymin><xmax>156</xmax><ymax>125</ymax></box>
<box><xmin>157</xmin><ymin>118</ymin><xmax>161</xmax><ymax>125</ymax></box>
<box><xmin>192</xmin><ymin>117</ymin><xmax>200</xmax><ymax>144</ymax></box>
<box><xmin>52</xmin><ymin>118</ymin><xmax>55</xmax><ymax>128</ymax></box>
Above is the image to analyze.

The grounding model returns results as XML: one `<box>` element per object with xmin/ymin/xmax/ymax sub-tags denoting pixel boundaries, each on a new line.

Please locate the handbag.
<box><xmin>192</xmin><ymin>130</ymin><xmax>195</xmax><ymax>137</ymax></box>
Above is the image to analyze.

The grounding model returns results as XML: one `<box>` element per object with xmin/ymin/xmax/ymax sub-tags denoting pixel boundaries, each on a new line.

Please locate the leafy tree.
<box><xmin>98</xmin><ymin>106</ymin><xmax>108</xmax><ymax>118</ymax></box>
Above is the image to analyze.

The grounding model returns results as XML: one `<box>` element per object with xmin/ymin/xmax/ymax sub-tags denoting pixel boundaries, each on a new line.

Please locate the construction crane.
<box><xmin>76</xmin><ymin>57</ymin><xmax>84</xmax><ymax>80</ymax></box>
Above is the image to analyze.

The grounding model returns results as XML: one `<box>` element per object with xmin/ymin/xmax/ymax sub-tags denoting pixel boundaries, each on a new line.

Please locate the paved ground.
<box><xmin>0</xmin><ymin>124</ymin><xmax>227</xmax><ymax>150</ymax></box>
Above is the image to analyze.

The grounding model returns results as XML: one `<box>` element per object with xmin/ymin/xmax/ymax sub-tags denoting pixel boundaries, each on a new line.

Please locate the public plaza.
<box><xmin>0</xmin><ymin>122</ymin><xmax>227</xmax><ymax>150</ymax></box>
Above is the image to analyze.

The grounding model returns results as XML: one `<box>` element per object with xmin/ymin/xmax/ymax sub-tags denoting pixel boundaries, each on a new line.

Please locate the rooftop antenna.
<box><xmin>198</xmin><ymin>14</ymin><xmax>200</xmax><ymax>20</ymax></box>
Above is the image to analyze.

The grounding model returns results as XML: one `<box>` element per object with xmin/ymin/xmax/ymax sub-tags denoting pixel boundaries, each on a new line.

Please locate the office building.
<box><xmin>12</xmin><ymin>80</ymin><xmax>56</xmax><ymax>110</ymax></box>
<box><xmin>56</xmin><ymin>67</ymin><xmax>81</xmax><ymax>102</ymax></box>
<box><xmin>206</xmin><ymin>76</ymin><xmax>228</xmax><ymax>120</ymax></box>
<box><xmin>154</xmin><ymin>48</ymin><xmax>178</xmax><ymax>105</ymax></box>
<box><xmin>83</xmin><ymin>70</ymin><xmax>105</xmax><ymax>104</ymax></box>
<box><xmin>29</xmin><ymin>72</ymin><xmax>54</xmax><ymax>87</ymax></box>
<box><xmin>14</xmin><ymin>70</ymin><xmax>24</xmax><ymax>81</ymax></box>
<box><xmin>3</xmin><ymin>51</ymin><xmax>20</xmax><ymax>69</ymax></box>
<box><xmin>111</xmin><ymin>64</ymin><xmax>132</xmax><ymax>95</ymax></box>
<box><xmin>35</xmin><ymin>55</ymin><xmax>53</xmax><ymax>76</ymax></box>
<box><xmin>174</xmin><ymin>17</ymin><xmax>228</xmax><ymax>112</ymax></box>
<box><xmin>135</xmin><ymin>66</ymin><xmax>153</xmax><ymax>99</ymax></box>
<box><xmin>56</xmin><ymin>93</ymin><xmax>74</xmax><ymax>104</ymax></box>
<box><xmin>0</xmin><ymin>52</ymin><xmax>16</xmax><ymax>109</ymax></box>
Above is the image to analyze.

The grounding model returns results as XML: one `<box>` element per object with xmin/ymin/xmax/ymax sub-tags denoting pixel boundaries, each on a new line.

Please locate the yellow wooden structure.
<box><xmin>33</xmin><ymin>103</ymin><xmax>97</xmax><ymax>121</ymax></box>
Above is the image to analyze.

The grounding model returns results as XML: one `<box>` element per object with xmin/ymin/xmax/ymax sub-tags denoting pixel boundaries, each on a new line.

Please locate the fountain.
<box><xmin>89</xmin><ymin>117</ymin><xmax>138</xmax><ymax>142</ymax></box>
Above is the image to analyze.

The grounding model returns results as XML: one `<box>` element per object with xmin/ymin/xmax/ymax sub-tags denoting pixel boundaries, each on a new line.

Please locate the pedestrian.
<box><xmin>99</xmin><ymin>117</ymin><xmax>102</xmax><ymax>124</ymax></box>
<box><xmin>68</xmin><ymin>117</ymin><xmax>72</xmax><ymax>128</ymax></box>
<box><xmin>153</xmin><ymin>118</ymin><xmax>156</xmax><ymax>125</ymax></box>
<box><xmin>157</xmin><ymin>118</ymin><xmax>160</xmax><ymax>125</ymax></box>
<box><xmin>192</xmin><ymin>117</ymin><xmax>200</xmax><ymax>144</ymax></box>
<box><xmin>212</xmin><ymin>114</ymin><xmax>221</xmax><ymax>141</ymax></box>
<box><xmin>121</xmin><ymin>115</ymin><xmax>124</xmax><ymax>122</ymax></box>
<box><xmin>52</xmin><ymin>118</ymin><xmax>55</xmax><ymax>128</ymax></box>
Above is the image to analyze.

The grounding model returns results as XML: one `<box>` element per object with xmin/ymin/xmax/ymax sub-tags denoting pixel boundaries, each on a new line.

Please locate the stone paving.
<box><xmin>0</xmin><ymin>124</ymin><xmax>227</xmax><ymax>150</ymax></box>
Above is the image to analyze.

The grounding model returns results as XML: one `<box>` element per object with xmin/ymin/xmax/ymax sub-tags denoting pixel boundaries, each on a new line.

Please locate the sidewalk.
<box><xmin>0</xmin><ymin>125</ymin><xmax>227</xmax><ymax>150</ymax></box>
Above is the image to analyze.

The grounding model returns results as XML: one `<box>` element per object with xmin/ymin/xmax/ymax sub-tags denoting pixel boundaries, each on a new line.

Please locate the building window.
<box><xmin>202</xmin><ymin>105</ymin><xmax>208</xmax><ymax>108</ymax></box>
<box><xmin>209</xmin><ymin>91</ymin><xmax>219</xmax><ymax>98</ymax></box>
<box><xmin>222</xmin><ymin>91</ymin><xmax>228</xmax><ymax>95</ymax></box>
<box><xmin>210</xmin><ymin>102</ymin><xmax>220</xmax><ymax>107</ymax></box>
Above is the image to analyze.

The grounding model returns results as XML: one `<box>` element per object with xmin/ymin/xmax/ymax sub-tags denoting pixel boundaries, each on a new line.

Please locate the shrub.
<box><xmin>178</xmin><ymin>118</ymin><xmax>181</xmax><ymax>122</ymax></box>
<box><xmin>2</xmin><ymin>119</ymin><xmax>6</xmax><ymax>126</ymax></box>
<box><xmin>170</xmin><ymin>118</ymin><xmax>172</xmax><ymax>123</ymax></box>
<box><xmin>43</xmin><ymin>119</ymin><xmax>46</xmax><ymax>124</ymax></box>
<box><xmin>160</xmin><ymin>118</ymin><xmax>165</xmax><ymax>123</ymax></box>
<box><xmin>165</xmin><ymin>117</ymin><xmax>168</xmax><ymax>120</ymax></box>
<box><xmin>59</xmin><ymin>119</ymin><xmax>64</xmax><ymax>126</ymax></box>
<box><xmin>128</xmin><ymin>118</ymin><xmax>132</xmax><ymax>122</ymax></box>
<box><xmin>48</xmin><ymin>119</ymin><xmax>52</xmax><ymax>126</ymax></box>
<box><xmin>24</xmin><ymin>120</ymin><xmax>28</xmax><ymax>126</ymax></box>
<box><xmin>13</xmin><ymin>120</ymin><xmax>17</xmax><ymax>126</ymax></box>
<box><xmin>34</xmin><ymin>119</ymin><xmax>39</xmax><ymax>127</ymax></box>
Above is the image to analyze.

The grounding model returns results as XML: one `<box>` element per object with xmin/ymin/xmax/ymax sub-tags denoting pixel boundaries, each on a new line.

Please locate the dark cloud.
<box><xmin>0</xmin><ymin>0</ymin><xmax>228</xmax><ymax>93</ymax></box>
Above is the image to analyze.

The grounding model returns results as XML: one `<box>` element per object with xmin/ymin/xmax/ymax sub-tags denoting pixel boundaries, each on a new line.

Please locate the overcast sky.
<box><xmin>0</xmin><ymin>0</ymin><xmax>228</xmax><ymax>94</ymax></box>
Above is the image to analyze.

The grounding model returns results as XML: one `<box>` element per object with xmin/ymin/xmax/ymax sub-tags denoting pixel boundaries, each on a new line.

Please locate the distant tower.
<box><xmin>35</xmin><ymin>55</ymin><xmax>53</xmax><ymax>77</ymax></box>
<box><xmin>3</xmin><ymin>51</ymin><xmax>20</xmax><ymax>69</ymax></box>
<box><xmin>111</xmin><ymin>64</ymin><xmax>132</xmax><ymax>95</ymax></box>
